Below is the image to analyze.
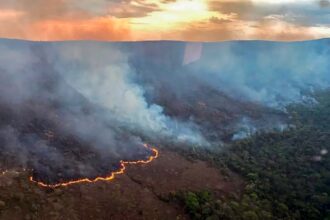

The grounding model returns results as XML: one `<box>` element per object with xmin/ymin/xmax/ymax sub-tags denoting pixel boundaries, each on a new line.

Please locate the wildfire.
<box><xmin>29</xmin><ymin>144</ymin><xmax>159</xmax><ymax>188</ymax></box>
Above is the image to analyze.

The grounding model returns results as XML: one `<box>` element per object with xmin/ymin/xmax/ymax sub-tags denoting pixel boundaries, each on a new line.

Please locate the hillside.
<box><xmin>0</xmin><ymin>39</ymin><xmax>329</xmax><ymax>219</ymax></box>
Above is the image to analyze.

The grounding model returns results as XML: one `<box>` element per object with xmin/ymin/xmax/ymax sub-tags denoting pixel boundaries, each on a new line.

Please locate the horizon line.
<box><xmin>0</xmin><ymin>37</ymin><xmax>329</xmax><ymax>44</ymax></box>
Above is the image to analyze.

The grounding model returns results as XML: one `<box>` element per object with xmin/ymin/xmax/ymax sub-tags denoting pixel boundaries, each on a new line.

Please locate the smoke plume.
<box><xmin>1</xmin><ymin>38</ymin><xmax>329</xmax><ymax>183</ymax></box>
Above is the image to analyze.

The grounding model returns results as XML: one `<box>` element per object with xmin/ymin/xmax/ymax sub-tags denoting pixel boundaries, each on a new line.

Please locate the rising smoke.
<box><xmin>0</xmin><ymin>38</ymin><xmax>329</xmax><ymax>182</ymax></box>
<box><xmin>0</xmin><ymin>39</ymin><xmax>208</xmax><ymax>183</ymax></box>
<box><xmin>48</xmin><ymin>42</ymin><xmax>207</xmax><ymax>146</ymax></box>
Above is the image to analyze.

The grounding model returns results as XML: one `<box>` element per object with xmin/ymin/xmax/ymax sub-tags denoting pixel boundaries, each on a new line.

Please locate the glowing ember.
<box><xmin>29</xmin><ymin>144</ymin><xmax>159</xmax><ymax>188</ymax></box>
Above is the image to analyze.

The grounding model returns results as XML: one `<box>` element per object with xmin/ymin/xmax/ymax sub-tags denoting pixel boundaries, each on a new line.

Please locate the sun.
<box><xmin>166</xmin><ymin>0</ymin><xmax>208</xmax><ymax>12</ymax></box>
<box><xmin>131</xmin><ymin>0</ymin><xmax>216</xmax><ymax>31</ymax></box>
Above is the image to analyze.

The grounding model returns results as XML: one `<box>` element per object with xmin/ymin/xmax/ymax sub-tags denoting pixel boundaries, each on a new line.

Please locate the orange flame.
<box><xmin>29</xmin><ymin>144</ymin><xmax>159</xmax><ymax>188</ymax></box>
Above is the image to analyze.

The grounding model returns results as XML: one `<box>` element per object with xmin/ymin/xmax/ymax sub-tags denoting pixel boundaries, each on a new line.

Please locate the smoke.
<box><xmin>184</xmin><ymin>40</ymin><xmax>330</xmax><ymax>109</ymax></box>
<box><xmin>231</xmin><ymin>116</ymin><xmax>288</xmax><ymax>141</ymax></box>
<box><xmin>49</xmin><ymin>42</ymin><xmax>207</xmax><ymax>146</ymax></box>
<box><xmin>1</xmin><ymin>38</ymin><xmax>329</xmax><ymax>183</ymax></box>
<box><xmin>0</xmin><ymin>39</ymin><xmax>208</xmax><ymax>183</ymax></box>
<box><xmin>231</xmin><ymin>117</ymin><xmax>257</xmax><ymax>141</ymax></box>
<box><xmin>0</xmin><ymin>40</ymin><xmax>156</xmax><ymax>182</ymax></box>
<box><xmin>111</xmin><ymin>41</ymin><xmax>329</xmax><ymax>142</ymax></box>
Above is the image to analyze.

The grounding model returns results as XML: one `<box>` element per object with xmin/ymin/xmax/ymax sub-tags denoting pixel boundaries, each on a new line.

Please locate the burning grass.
<box><xmin>1</xmin><ymin>145</ymin><xmax>158</xmax><ymax>188</ymax></box>
<box><xmin>29</xmin><ymin>144</ymin><xmax>159</xmax><ymax>188</ymax></box>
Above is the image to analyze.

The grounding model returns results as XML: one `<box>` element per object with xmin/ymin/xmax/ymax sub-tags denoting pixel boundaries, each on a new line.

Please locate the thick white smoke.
<box><xmin>50</xmin><ymin>42</ymin><xmax>208</xmax><ymax>146</ymax></box>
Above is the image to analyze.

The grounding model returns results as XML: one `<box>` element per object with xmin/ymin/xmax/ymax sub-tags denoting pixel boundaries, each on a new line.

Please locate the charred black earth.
<box><xmin>0</xmin><ymin>45</ymin><xmax>154</xmax><ymax>185</ymax></box>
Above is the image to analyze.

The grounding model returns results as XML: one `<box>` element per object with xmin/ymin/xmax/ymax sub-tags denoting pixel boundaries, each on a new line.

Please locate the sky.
<box><xmin>0</xmin><ymin>0</ymin><xmax>330</xmax><ymax>41</ymax></box>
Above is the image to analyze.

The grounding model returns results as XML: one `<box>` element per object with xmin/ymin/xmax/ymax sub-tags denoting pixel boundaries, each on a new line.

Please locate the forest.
<box><xmin>169</xmin><ymin>90</ymin><xmax>330</xmax><ymax>220</ymax></box>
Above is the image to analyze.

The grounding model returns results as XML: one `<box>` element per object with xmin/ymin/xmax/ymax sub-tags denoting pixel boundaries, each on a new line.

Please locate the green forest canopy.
<box><xmin>171</xmin><ymin>90</ymin><xmax>330</xmax><ymax>220</ymax></box>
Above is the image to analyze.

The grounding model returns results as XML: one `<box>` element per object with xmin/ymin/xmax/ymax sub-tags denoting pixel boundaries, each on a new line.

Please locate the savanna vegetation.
<box><xmin>170</xmin><ymin>90</ymin><xmax>330</xmax><ymax>220</ymax></box>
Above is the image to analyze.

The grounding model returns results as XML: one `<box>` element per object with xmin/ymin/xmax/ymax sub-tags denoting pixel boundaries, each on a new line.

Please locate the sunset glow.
<box><xmin>0</xmin><ymin>0</ymin><xmax>329</xmax><ymax>41</ymax></box>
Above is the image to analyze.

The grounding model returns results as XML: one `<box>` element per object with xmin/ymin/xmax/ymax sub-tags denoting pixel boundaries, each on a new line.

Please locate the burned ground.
<box><xmin>0</xmin><ymin>47</ymin><xmax>154</xmax><ymax>185</ymax></box>
<box><xmin>0</xmin><ymin>149</ymin><xmax>242</xmax><ymax>220</ymax></box>
<box><xmin>1</xmin><ymin>39</ymin><xmax>328</xmax><ymax>219</ymax></box>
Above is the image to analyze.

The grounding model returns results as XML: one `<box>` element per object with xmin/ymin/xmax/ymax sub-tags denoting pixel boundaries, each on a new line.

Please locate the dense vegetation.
<box><xmin>171</xmin><ymin>90</ymin><xmax>330</xmax><ymax>220</ymax></box>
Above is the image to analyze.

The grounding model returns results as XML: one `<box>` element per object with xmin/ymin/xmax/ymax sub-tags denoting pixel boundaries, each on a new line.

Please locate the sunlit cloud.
<box><xmin>0</xmin><ymin>0</ymin><xmax>329</xmax><ymax>41</ymax></box>
<box><xmin>132</xmin><ymin>0</ymin><xmax>218</xmax><ymax>27</ymax></box>
<box><xmin>0</xmin><ymin>9</ymin><xmax>24</xmax><ymax>21</ymax></box>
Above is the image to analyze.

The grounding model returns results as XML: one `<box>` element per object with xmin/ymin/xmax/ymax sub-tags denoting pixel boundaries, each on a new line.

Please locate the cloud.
<box><xmin>0</xmin><ymin>0</ymin><xmax>132</xmax><ymax>41</ymax></box>
<box><xmin>209</xmin><ymin>0</ymin><xmax>255</xmax><ymax>19</ymax></box>
<box><xmin>0</xmin><ymin>0</ymin><xmax>159</xmax><ymax>41</ymax></box>
<box><xmin>107</xmin><ymin>1</ymin><xmax>160</xmax><ymax>18</ymax></box>
<box><xmin>209</xmin><ymin>0</ymin><xmax>330</xmax><ymax>25</ymax></box>
<box><xmin>30</xmin><ymin>18</ymin><xmax>132</xmax><ymax>41</ymax></box>
<box><xmin>0</xmin><ymin>0</ymin><xmax>330</xmax><ymax>41</ymax></box>
<box><xmin>248</xmin><ymin>19</ymin><xmax>330</xmax><ymax>41</ymax></box>
<box><xmin>209</xmin><ymin>15</ymin><xmax>236</xmax><ymax>24</ymax></box>
<box><xmin>0</xmin><ymin>0</ymin><xmax>161</xmax><ymax>20</ymax></box>
<box><xmin>0</xmin><ymin>16</ymin><xmax>132</xmax><ymax>41</ymax></box>
<box><xmin>0</xmin><ymin>0</ymin><xmax>75</xmax><ymax>21</ymax></box>
<box><xmin>167</xmin><ymin>12</ymin><xmax>330</xmax><ymax>42</ymax></box>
